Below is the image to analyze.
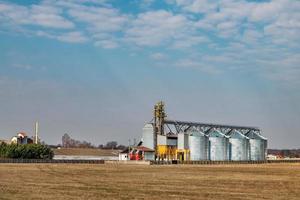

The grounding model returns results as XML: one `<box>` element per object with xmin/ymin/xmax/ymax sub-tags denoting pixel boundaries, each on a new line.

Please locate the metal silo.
<box><xmin>208</xmin><ymin>129</ymin><xmax>229</xmax><ymax>161</ymax></box>
<box><xmin>229</xmin><ymin>130</ymin><xmax>249</xmax><ymax>161</ymax></box>
<box><xmin>246</xmin><ymin>131</ymin><xmax>267</xmax><ymax>161</ymax></box>
<box><xmin>142</xmin><ymin>123</ymin><xmax>154</xmax><ymax>149</ymax></box>
<box><xmin>188</xmin><ymin>130</ymin><xmax>208</xmax><ymax>160</ymax></box>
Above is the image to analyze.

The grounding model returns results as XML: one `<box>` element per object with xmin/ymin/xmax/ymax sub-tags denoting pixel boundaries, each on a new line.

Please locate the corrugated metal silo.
<box><xmin>229</xmin><ymin>130</ymin><xmax>249</xmax><ymax>161</ymax></box>
<box><xmin>208</xmin><ymin>129</ymin><xmax>229</xmax><ymax>161</ymax></box>
<box><xmin>142</xmin><ymin>123</ymin><xmax>154</xmax><ymax>149</ymax></box>
<box><xmin>246</xmin><ymin>131</ymin><xmax>267</xmax><ymax>161</ymax></box>
<box><xmin>188</xmin><ymin>130</ymin><xmax>208</xmax><ymax>160</ymax></box>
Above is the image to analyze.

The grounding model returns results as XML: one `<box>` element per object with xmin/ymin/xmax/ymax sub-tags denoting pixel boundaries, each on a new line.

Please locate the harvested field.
<box><xmin>53</xmin><ymin>148</ymin><xmax>121</xmax><ymax>156</ymax></box>
<box><xmin>0</xmin><ymin>163</ymin><xmax>299</xmax><ymax>200</ymax></box>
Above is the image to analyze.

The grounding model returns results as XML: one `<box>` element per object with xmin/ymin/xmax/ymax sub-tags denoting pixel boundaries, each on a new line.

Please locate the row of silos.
<box><xmin>185</xmin><ymin>129</ymin><xmax>267</xmax><ymax>161</ymax></box>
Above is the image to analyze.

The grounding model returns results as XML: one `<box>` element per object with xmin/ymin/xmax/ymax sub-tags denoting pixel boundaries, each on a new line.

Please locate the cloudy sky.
<box><xmin>0</xmin><ymin>0</ymin><xmax>299</xmax><ymax>148</ymax></box>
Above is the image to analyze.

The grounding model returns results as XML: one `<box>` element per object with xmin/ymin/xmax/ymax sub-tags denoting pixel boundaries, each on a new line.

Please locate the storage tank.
<box><xmin>142</xmin><ymin>123</ymin><xmax>154</xmax><ymax>149</ymax></box>
<box><xmin>208</xmin><ymin>129</ymin><xmax>229</xmax><ymax>161</ymax></box>
<box><xmin>229</xmin><ymin>130</ymin><xmax>249</xmax><ymax>161</ymax></box>
<box><xmin>246</xmin><ymin>131</ymin><xmax>267</xmax><ymax>161</ymax></box>
<box><xmin>188</xmin><ymin>130</ymin><xmax>208</xmax><ymax>160</ymax></box>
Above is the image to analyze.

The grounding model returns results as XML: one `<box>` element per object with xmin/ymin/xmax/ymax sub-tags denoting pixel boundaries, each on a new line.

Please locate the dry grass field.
<box><xmin>0</xmin><ymin>163</ymin><xmax>299</xmax><ymax>200</ymax></box>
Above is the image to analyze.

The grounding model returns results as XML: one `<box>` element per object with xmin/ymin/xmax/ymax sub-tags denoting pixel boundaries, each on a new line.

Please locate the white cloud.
<box><xmin>94</xmin><ymin>39</ymin><xmax>119</xmax><ymax>49</ymax></box>
<box><xmin>264</xmin><ymin>11</ymin><xmax>300</xmax><ymax>46</ymax></box>
<box><xmin>249</xmin><ymin>0</ymin><xmax>285</xmax><ymax>22</ymax></box>
<box><xmin>176</xmin><ymin>58</ymin><xmax>222</xmax><ymax>75</ymax></box>
<box><xmin>125</xmin><ymin>10</ymin><xmax>184</xmax><ymax>46</ymax></box>
<box><xmin>0</xmin><ymin>2</ymin><xmax>74</xmax><ymax>29</ymax></box>
<box><xmin>64</xmin><ymin>3</ymin><xmax>129</xmax><ymax>47</ymax></box>
<box><xmin>166</xmin><ymin>0</ymin><xmax>217</xmax><ymax>13</ymax></box>
<box><xmin>68</xmin><ymin>6</ymin><xmax>128</xmax><ymax>32</ymax></box>
<box><xmin>125</xmin><ymin>10</ymin><xmax>194</xmax><ymax>47</ymax></box>
<box><xmin>29</xmin><ymin>5</ymin><xmax>74</xmax><ymax>29</ymax></box>
<box><xmin>36</xmin><ymin>30</ymin><xmax>88</xmax><ymax>43</ymax></box>
<box><xmin>73</xmin><ymin>0</ymin><xmax>108</xmax><ymax>4</ymax></box>
<box><xmin>182</xmin><ymin>0</ymin><xmax>217</xmax><ymax>14</ymax></box>
<box><xmin>172</xmin><ymin>35</ymin><xmax>208</xmax><ymax>49</ymax></box>
<box><xmin>188</xmin><ymin>0</ymin><xmax>300</xmax><ymax>46</ymax></box>
<box><xmin>57</xmin><ymin>31</ymin><xmax>88</xmax><ymax>43</ymax></box>
<box><xmin>241</xmin><ymin>29</ymin><xmax>263</xmax><ymax>44</ymax></box>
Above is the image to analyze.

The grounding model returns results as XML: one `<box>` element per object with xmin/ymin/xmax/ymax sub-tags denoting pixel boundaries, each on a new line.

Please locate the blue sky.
<box><xmin>0</xmin><ymin>0</ymin><xmax>299</xmax><ymax>148</ymax></box>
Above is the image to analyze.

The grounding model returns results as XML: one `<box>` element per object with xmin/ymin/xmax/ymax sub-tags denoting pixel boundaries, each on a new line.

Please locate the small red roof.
<box><xmin>18</xmin><ymin>132</ymin><xmax>27</xmax><ymax>137</ymax></box>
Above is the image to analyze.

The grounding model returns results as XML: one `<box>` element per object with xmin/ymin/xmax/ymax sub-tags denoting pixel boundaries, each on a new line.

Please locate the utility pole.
<box><xmin>34</xmin><ymin>121</ymin><xmax>39</xmax><ymax>144</ymax></box>
<box><xmin>128</xmin><ymin>139</ymin><xmax>131</xmax><ymax>159</ymax></box>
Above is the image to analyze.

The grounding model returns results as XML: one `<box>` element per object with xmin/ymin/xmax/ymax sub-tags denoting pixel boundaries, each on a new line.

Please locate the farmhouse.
<box><xmin>11</xmin><ymin>132</ymin><xmax>33</xmax><ymax>145</ymax></box>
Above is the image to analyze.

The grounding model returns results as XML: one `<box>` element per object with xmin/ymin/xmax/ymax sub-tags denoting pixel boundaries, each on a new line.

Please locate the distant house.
<box><xmin>119</xmin><ymin>149</ymin><xmax>130</xmax><ymax>161</ymax></box>
<box><xmin>11</xmin><ymin>132</ymin><xmax>33</xmax><ymax>145</ymax></box>
<box><xmin>267</xmin><ymin>154</ymin><xmax>277</xmax><ymax>160</ymax></box>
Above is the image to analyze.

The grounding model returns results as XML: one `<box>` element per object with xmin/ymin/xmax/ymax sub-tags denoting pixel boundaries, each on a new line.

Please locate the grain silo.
<box><xmin>229</xmin><ymin>130</ymin><xmax>249</xmax><ymax>161</ymax></box>
<box><xmin>188</xmin><ymin>130</ymin><xmax>208</xmax><ymax>160</ymax></box>
<box><xmin>208</xmin><ymin>129</ymin><xmax>229</xmax><ymax>161</ymax></box>
<box><xmin>246</xmin><ymin>131</ymin><xmax>267</xmax><ymax>161</ymax></box>
<box><xmin>142</xmin><ymin>123</ymin><xmax>155</xmax><ymax>150</ymax></box>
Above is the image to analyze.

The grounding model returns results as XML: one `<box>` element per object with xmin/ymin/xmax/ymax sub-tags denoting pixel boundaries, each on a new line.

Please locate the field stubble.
<box><xmin>0</xmin><ymin>163</ymin><xmax>299</xmax><ymax>200</ymax></box>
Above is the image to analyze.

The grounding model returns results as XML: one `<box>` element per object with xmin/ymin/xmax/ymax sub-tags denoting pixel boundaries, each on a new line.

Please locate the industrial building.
<box><xmin>138</xmin><ymin>102</ymin><xmax>267</xmax><ymax>161</ymax></box>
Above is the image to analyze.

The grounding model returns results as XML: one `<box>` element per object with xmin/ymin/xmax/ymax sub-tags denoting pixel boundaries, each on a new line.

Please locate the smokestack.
<box><xmin>35</xmin><ymin>121</ymin><xmax>39</xmax><ymax>144</ymax></box>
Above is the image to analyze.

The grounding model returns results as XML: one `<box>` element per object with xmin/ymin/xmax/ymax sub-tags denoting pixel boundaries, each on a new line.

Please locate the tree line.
<box><xmin>61</xmin><ymin>133</ymin><xmax>127</xmax><ymax>150</ymax></box>
<box><xmin>268</xmin><ymin>149</ymin><xmax>300</xmax><ymax>158</ymax></box>
<box><xmin>0</xmin><ymin>143</ymin><xmax>54</xmax><ymax>159</ymax></box>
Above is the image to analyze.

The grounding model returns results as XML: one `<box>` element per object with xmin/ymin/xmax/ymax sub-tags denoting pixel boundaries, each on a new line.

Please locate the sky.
<box><xmin>0</xmin><ymin>0</ymin><xmax>299</xmax><ymax>148</ymax></box>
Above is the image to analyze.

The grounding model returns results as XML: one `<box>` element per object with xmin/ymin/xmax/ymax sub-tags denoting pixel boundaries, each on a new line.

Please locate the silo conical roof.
<box><xmin>229</xmin><ymin>130</ymin><xmax>249</xmax><ymax>139</ymax></box>
<box><xmin>246</xmin><ymin>131</ymin><xmax>267</xmax><ymax>140</ymax></box>
<box><xmin>208</xmin><ymin>129</ymin><xmax>229</xmax><ymax>138</ymax></box>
